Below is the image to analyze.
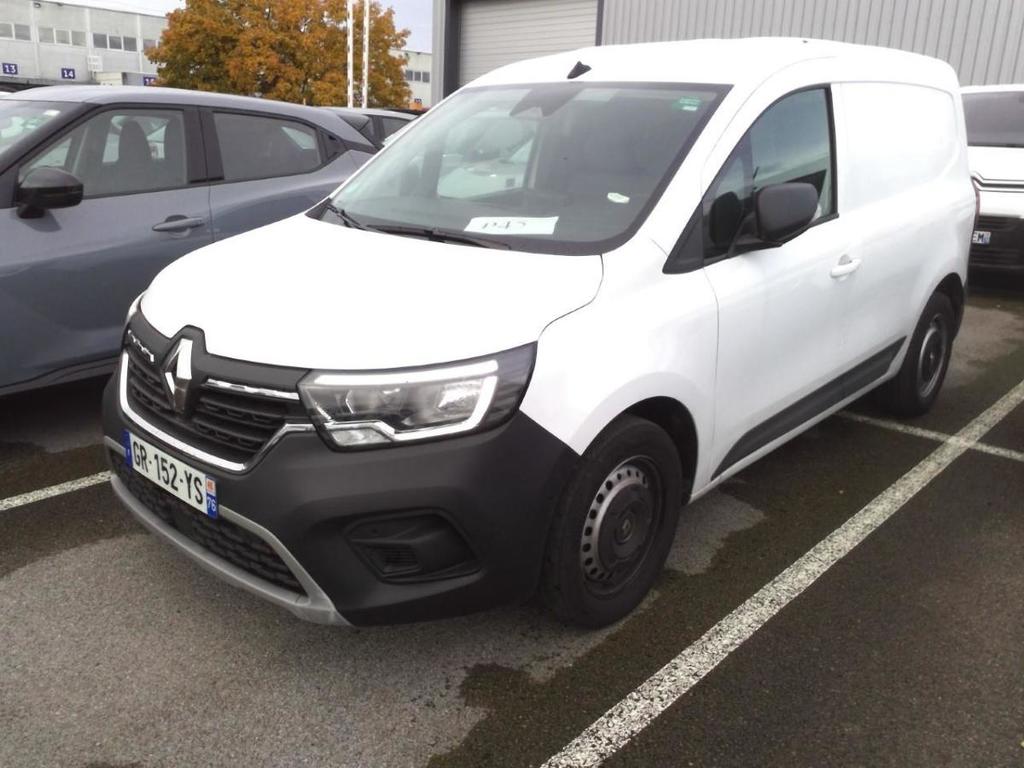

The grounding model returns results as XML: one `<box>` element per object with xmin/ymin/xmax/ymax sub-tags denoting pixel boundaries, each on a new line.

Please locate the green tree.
<box><xmin>149</xmin><ymin>0</ymin><xmax>411</xmax><ymax>108</ymax></box>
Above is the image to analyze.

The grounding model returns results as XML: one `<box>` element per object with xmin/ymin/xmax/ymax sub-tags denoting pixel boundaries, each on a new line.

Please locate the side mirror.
<box><xmin>754</xmin><ymin>182</ymin><xmax>818</xmax><ymax>244</ymax></box>
<box><xmin>16</xmin><ymin>167</ymin><xmax>84</xmax><ymax>219</ymax></box>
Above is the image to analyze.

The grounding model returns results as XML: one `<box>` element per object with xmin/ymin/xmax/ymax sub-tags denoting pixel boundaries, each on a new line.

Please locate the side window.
<box><xmin>703</xmin><ymin>88</ymin><xmax>834</xmax><ymax>259</ymax></box>
<box><xmin>20</xmin><ymin>108</ymin><xmax>189</xmax><ymax>197</ymax></box>
<box><xmin>212</xmin><ymin>112</ymin><xmax>323</xmax><ymax>182</ymax></box>
<box><xmin>379</xmin><ymin>116</ymin><xmax>409</xmax><ymax>139</ymax></box>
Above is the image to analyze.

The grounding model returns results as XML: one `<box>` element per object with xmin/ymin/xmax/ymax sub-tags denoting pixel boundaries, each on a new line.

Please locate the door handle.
<box><xmin>830</xmin><ymin>255</ymin><xmax>862</xmax><ymax>279</ymax></box>
<box><xmin>152</xmin><ymin>216</ymin><xmax>205</xmax><ymax>233</ymax></box>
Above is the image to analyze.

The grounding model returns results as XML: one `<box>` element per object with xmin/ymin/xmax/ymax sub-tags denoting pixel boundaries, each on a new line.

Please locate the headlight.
<box><xmin>298</xmin><ymin>344</ymin><xmax>535</xmax><ymax>449</ymax></box>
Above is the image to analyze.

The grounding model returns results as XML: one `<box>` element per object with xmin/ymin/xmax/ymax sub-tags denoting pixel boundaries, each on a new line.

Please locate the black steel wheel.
<box><xmin>874</xmin><ymin>291</ymin><xmax>955</xmax><ymax>418</ymax></box>
<box><xmin>541</xmin><ymin>415</ymin><xmax>682</xmax><ymax>628</ymax></box>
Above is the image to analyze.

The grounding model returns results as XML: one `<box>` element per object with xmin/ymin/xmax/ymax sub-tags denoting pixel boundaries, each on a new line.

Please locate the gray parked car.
<box><xmin>0</xmin><ymin>86</ymin><xmax>376</xmax><ymax>396</ymax></box>
<box><xmin>323</xmin><ymin>107</ymin><xmax>418</xmax><ymax>148</ymax></box>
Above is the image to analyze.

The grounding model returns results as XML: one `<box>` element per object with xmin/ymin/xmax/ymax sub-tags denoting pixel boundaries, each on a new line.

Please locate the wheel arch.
<box><xmin>622</xmin><ymin>397</ymin><xmax>699</xmax><ymax>505</ymax></box>
<box><xmin>935</xmin><ymin>272</ymin><xmax>965</xmax><ymax>335</ymax></box>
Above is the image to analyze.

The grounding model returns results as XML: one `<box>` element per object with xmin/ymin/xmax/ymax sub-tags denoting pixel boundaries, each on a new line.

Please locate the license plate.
<box><xmin>972</xmin><ymin>230</ymin><xmax>991</xmax><ymax>245</ymax></box>
<box><xmin>122</xmin><ymin>430</ymin><xmax>218</xmax><ymax>518</ymax></box>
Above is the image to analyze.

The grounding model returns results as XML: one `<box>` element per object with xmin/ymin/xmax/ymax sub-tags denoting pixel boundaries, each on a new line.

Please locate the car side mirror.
<box><xmin>16</xmin><ymin>167</ymin><xmax>84</xmax><ymax>219</ymax></box>
<box><xmin>754</xmin><ymin>182</ymin><xmax>819</xmax><ymax>244</ymax></box>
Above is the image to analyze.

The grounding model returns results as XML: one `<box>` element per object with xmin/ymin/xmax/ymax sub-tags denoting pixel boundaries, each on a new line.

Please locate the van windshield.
<box><xmin>0</xmin><ymin>100</ymin><xmax>70</xmax><ymax>164</ymax></box>
<box><xmin>325</xmin><ymin>82</ymin><xmax>728</xmax><ymax>254</ymax></box>
<box><xmin>963</xmin><ymin>91</ymin><xmax>1024</xmax><ymax>148</ymax></box>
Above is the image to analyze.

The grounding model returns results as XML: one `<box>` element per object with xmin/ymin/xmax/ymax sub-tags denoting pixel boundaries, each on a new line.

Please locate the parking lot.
<box><xmin>2</xmin><ymin>276</ymin><xmax>1022</xmax><ymax>768</ymax></box>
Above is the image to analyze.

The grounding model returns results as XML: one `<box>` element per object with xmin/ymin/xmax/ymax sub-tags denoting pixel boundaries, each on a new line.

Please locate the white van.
<box><xmin>961</xmin><ymin>85</ymin><xmax>1024</xmax><ymax>273</ymax></box>
<box><xmin>102</xmin><ymin>39</ymin><xmax>974</xmax><ymax>627</ymax></box>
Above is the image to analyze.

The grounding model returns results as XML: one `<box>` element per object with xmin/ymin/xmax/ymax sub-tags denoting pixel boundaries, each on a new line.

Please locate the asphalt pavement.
<box><xmin>1</xmin><ymin>279</ymin><xmax>1021</xmax><ymax>768</ymax></box>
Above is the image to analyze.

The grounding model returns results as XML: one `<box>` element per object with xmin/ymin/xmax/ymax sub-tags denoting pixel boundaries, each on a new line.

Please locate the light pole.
<box><xmin>362</xmin><ymin>0</ymin><xmax>370</xmax><ymax>107</ymax></box>
<box><xmin>346</xmin><ymin>0</ymin><xmax>354</xmax><ymax>107</ymax></box>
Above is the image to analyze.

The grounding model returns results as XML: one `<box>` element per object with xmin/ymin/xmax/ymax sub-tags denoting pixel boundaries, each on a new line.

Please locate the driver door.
<box><xmin>701</xmin><ymin>87</ymin><xmax>851</xmax><ymax>480</ymax></box>
<box><xmin>1</xmin><ymin>105</ymin><xmax>211</xmax><ymax>391</ymax></box>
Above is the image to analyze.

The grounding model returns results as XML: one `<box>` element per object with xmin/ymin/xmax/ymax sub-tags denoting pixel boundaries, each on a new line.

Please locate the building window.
<box><xmin>55</xmin><ymin>28</ymin><xmax>70</xmax><ymax>45</ymax></box>
<box><xmin>0</xmin><ymin>22</ymin><xmax>12</xmax><ymax>38</ymax></box>
<box><xmin>38</xmin><ymin>25</ymin><xmax>54</xmax><ymax>43</ymax></box>
<box><xmin>123</xmin><ymin>36</ymin><xmax>137</xmax><ymax>52</ymax></box>
<box><xmin>404</xmin><ymin>69</ymin><xmax>412</xmax><ymax>81</ymax></box>
<box><xmin>422</xmin><ymin>71</ymin><xmax>430</xmax><ymax>83</ymax></box>
<box><xmin>143</xmin><ymin>38</ymin><xmax>157</xmax><ymax>51</ymax></box>
<box><xmin>15</xmin><ymin>22</ymin><xmax>30</xmax><ymax>40</ymax></box>
<box><xmin>109</xmin><ymin>35</ymin><xmax>122</xmax><ymax>50</ymax></box>
<box><xmin>72</xmin><ymin>30</ymin><xmax>85</xmax><ymax>46</ymax></box>
<box><xmin>93</xmin><ymin>32</ymin><xmax>107</xmax><ymax>48</ymax></box>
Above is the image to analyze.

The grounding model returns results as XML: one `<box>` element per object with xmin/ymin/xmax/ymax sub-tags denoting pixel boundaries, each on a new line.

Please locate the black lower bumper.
<box><xmin>970</xmin><ymin>215</ymin><xmax>1024</xmax><ymax>272</ymax></box>
<box><xmin>102</xmin><ymin>374</ymin><xmax>578</xmax><ymax>625</ymax></box>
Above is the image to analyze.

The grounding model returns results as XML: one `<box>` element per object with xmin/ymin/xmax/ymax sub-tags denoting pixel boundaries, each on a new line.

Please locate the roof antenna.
<box><xmin>567</xmin><ymin>60</ymin><xmax>591</xmax><ymax>79</ymax></box>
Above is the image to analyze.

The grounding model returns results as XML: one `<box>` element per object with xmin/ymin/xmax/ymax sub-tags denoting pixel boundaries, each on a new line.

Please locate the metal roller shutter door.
<box><xmin>458</xmin><ymin>0</ymin><xmax>598</xmax><ymax>86</ymax></box>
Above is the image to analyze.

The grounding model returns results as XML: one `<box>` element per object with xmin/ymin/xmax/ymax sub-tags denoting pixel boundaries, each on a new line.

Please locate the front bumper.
<box><xmin>102</xmin><ymin>373</ymin><xmax>577</xmax><ymax>625</ymax></box>
<box><xmin>972</xmin><ymin>194</ymin><xmax>1024</xmax><ymax>272</ymax></box>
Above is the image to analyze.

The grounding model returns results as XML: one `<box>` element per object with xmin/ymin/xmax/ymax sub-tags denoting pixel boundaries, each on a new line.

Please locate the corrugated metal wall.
<box><xmin>458</xmin><ymin>0</ymin><xmax>598</xmax><ymax>85</ymax></box>
<box><xmin>601</xmin><ymin>0</ymin><xmax>1024</xmax><ymax>85</ymax></box>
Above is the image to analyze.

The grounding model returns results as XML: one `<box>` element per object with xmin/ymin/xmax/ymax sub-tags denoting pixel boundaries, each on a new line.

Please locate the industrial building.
<box><xmin>395</xmin><ymin>48</ymin><xmax>433</xmax><ymax>108</ymax></box>
<box><xmin>430</xmin><ymin>0</ymin><xmax>1024</xmax><ymax>102</ymax></box>
<box><xmin>0</xmin><ymin>0</ymin><xmax>164</xmax><ymax>89</ymax></box>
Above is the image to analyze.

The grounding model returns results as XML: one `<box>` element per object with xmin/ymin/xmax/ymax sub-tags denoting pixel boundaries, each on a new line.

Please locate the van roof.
<box><xmin>470</xmin><ymin>37</ymin><xmax>957</xmax><ymax>92</ymax></box>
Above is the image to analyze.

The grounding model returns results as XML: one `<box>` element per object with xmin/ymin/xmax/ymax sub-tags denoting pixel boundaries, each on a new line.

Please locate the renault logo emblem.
<box><xmin>163</xmin><ymin>338</ymin><xmax>194</xmax><ymax>415</ymax></box>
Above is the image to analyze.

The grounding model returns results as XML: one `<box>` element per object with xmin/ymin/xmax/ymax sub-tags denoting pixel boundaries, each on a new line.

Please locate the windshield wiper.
<box><xmin>323</xmin><ymin>202</ymin><xmax>374</xmax><ymax>231</ymax></box>
<box><xmin>369</xmin><ymin>224</ymin><xmax>512</xmax><ymax>250</ymax></box>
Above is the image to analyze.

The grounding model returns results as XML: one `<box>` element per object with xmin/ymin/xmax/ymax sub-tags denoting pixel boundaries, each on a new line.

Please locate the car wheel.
<box><xmin>540</xmin><ymin>415</ymin><xmax>682</xmax><ymax>628</ymax></box>
<box><xmin>875</xmin><ymin>291</ymin><xmax>955</xmax><ymax>418</ymax></box>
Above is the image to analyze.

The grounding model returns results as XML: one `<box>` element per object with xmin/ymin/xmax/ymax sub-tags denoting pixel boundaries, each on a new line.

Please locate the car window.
<box><xmin>213</xmin><ymin>112</ymin><xmax>323</xmax><ymax>181</ymax></box>
<box><xmin>0</xmin><ymin>100</ymin><xmax>70</xmax><ymax>164</ymax></box>
<box><xmin>20</xmin><ymin>108</ymin><xmax>189</xmax><ymax>197</ymax></box>
<box><xmin>379</xmin><ymin>116</ymin><xmax>409</xmax><ymax>139</ymax></box>
<box><xmin>703</xmin><ymin>88</ymin><xmax>834</xmax><ymax>259</ymax></box>
<box><xmin>963</xmin><ymin>91</ymin><xmax>1024</xmax><ymax>148</ymax></box>
<box><xmin>437</xmin><ymin>116</ymin><xmax>536</xmax><ymax>199</ymax></box>
<box><xmin>328</xmin><ymin>83</ymin><xmax>727</xmax><ymax>255</ymax></box>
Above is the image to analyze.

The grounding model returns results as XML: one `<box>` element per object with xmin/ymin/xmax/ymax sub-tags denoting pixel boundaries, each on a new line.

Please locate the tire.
<box><xmin>874</xmin><ymin>291</ymin><xmax>955</xmax><ymax>418</ymax></box>
<box><xmin>540</xmin><ymin>415</ymin><xmax>683</xmax><ymax>628</ymax></box>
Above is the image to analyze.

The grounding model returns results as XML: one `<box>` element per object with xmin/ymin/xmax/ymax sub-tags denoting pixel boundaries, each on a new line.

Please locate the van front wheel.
<box><xmin>541</xmin><ymin>415</ymin><xmax>682</xmax><ymax>628</ymax></box>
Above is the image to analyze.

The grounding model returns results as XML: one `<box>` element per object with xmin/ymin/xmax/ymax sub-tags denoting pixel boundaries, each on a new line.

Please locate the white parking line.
<box><xmin>840</xmin><ymin>411</ymin><xmax>1024</xmax><ymax>464</ymax></box>
<box><xmin>0</xmin><ymin>471</ymin><xmax>111</xmax><ymax>513</ymax></box>
<box><xmin>542</xmin><ymin>378</ymin><xmax>1024</xmax><ymax>768</ymax></box>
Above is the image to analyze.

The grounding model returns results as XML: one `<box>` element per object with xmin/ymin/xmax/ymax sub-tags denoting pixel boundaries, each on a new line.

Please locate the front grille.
<box><xmin>971</xmin><ymin>214</ymin><xmax>1024</xmax><ymax>269</ymax></box>
<box><xmin>112</xmin><ymin>451</ymin><xmax>306</xmax><ymax>595</ymax></box>
<box><xmin>125</xmin><ymin>349</ymin><xmax>293</xmax><ymax>463</ymax></box>
<box><xmin>975</xmin><ymin>215</ymin><xmax>1015</xmax><ymax>231</ymax></box>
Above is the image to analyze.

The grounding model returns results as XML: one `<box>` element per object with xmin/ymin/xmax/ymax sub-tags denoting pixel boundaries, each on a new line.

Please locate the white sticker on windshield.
<box><xmin>465</xmin><ymin>216</ymin><xmax>558</xmax><ymax>236</ymax></box>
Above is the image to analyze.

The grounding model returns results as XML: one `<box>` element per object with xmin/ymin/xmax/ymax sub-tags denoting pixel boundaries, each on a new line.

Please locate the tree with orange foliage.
<box><xmin>149</xmin><ymin>0</ymin><xmax>412</xmax><ymax>108</ymax></box>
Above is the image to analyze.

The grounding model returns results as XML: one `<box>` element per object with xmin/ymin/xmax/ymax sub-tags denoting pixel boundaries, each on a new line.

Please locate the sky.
<box><xmin>77</xmin><ymin>0</ymin><xmax>433</xmax><ymax>51</ymax></box>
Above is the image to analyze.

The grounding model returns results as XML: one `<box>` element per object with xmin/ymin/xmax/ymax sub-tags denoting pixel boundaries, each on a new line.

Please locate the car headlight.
<box><xmin>298</xmin><ymin>344</ymin><xmax>535</xmax><ymax>449</ymax></box>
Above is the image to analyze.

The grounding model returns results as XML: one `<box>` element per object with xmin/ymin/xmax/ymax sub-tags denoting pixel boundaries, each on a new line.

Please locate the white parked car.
<box><xmin>103</xmin><ymin>38</ymin><xmax>974</xmax><ymax>628</ymax></box>
<box><xmin>961</xmin><ymin>85</ymin><xmax>1024</xmax><ymax>273</ymax></box>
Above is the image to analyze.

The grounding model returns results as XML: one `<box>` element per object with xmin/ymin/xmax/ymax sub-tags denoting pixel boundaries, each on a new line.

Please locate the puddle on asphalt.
<box><xmin>667</xmin><ymin>489</ymin><xmax>766</xmax><ymax>575</ymax></box>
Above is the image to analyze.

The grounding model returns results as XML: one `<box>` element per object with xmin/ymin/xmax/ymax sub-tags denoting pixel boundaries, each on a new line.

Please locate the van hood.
<box><xmin>968</xmin><ymin>145</ymin><xmax>1024</xmax><ymax>184</ymax></box>
<box><xmin>142</xmin><ymin>214</ymin><xmax>603</xmax><ymax>370</ymax></box>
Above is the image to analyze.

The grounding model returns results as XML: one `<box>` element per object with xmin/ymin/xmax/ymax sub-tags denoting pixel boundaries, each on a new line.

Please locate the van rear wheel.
<box><xmin>541</xmin><ymin>415</ymin><xmax>682</xmax><ymax>628</ymax></box>
<box><xmin>874</xmin><ymin>291</ymin><xmax>954</xmax><ymax>418</ymax></box>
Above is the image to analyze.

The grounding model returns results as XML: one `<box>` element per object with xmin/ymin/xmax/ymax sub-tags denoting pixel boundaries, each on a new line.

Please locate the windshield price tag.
<box><xmin>465</xmin><ymin>216</ymin><xmax>558</xmax><ymax>236</ymax></box>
